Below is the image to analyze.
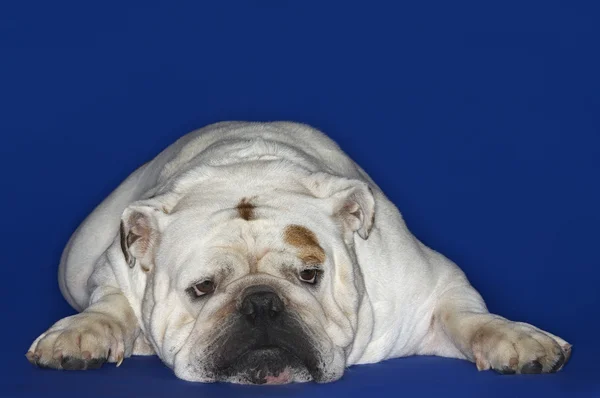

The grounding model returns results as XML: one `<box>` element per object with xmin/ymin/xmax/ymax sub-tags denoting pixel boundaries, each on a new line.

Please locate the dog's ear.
<box><xmin>119</xmin><ymin>204</ymin><xmax>164</xmax><ymax>270</ymax></box>
<box><xmin>301</xmin><ymin>172</ymin><xmax>375</xmax><ymax>239</ymax></box>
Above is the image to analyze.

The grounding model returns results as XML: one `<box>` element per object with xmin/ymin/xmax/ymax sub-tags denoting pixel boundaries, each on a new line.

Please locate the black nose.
<box><xmin>240</xmin><ymin>287</ymin><xmax>284</xmax><ymax>322</ymax></box>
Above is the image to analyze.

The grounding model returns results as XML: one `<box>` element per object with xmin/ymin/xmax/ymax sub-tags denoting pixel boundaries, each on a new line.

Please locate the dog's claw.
<box><xmin>521</xmin><ymin>360</ymin><xmax>543</xmax><ymax>374</ymax></box>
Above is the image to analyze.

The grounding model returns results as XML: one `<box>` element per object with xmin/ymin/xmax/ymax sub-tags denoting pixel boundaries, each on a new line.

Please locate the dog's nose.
<box><xmin>240</xmin><ymin>287</ymin><xmax>284</xmax><ymax>322</ymax></box>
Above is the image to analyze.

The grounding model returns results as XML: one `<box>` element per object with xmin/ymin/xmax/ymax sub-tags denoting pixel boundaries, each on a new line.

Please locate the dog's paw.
<box><xmin>26</xmin><ymin>312</ymin><xmax>126</xmax><ymax>370</ymax></box>
<box><xmin>471</xmin><ymin>318</ymin><xmax>571</xmax><ymax>374</ymax></box>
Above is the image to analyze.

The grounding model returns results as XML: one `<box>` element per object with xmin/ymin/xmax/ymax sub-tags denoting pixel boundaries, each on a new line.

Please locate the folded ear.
<box><xmin>120</xmin><ymin>204</ymin><xmax>164</xmax><ymax>271</ymax></box>
<box><xmin>301</xmin><ymin>172</ymin><xmax>375</xmax><ymax>239</ymax></box>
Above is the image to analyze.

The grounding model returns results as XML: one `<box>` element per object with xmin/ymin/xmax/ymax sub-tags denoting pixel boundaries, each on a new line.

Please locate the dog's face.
<box><xmin>119</xmin><ymin>168</ymin><xmax>375</xmax><ymax>384</ymax></box>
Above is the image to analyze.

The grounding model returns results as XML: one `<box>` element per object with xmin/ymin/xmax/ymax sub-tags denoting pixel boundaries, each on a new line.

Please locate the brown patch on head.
<box><xmin>237</xmin><ymin>197</ymin><xmax>255</xmax><ymax>221</ymax></box>
<box><xmin>284</xmin><ymin>225</ymin><xmax>326</xmax><ymax>265</ymax></box>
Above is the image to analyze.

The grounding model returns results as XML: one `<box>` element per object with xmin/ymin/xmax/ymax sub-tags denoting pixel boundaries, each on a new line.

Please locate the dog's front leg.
<box><xmin>430</xmin><ymin>283</ymin><xmax>572</xmax><ymax>374</ymax></box>
<box><xmin>26</xmin><ymin>286</ymin><xmax>139</xmax><ymax>370</ymax></box>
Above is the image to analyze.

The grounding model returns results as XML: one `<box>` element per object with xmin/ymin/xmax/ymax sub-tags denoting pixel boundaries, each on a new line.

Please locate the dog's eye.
<box><xmin>299</xmin><ymin>269</ymin><xmax>318</xmax><ymax>284</ymax></box>
<box><xmin>191</xmin><ymin>280</ymin><xmax>215</xmax><ymax>296</ymax></box>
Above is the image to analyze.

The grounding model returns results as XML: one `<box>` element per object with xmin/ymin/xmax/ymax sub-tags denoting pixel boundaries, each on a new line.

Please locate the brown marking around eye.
<box><xmin>237</xmin><ymin>197</ymin><xmax>255</xmax><ymax>220</ymax></box>
<box><xmin>284</xmin><ymin>225</ymin><xmax>326</xmax><ymax>265</ymax></box>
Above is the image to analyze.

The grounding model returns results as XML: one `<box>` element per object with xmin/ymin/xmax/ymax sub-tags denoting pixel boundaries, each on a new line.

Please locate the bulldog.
<box><xmin>27</xmin><ymin>121</ymin><xmax>571</xmax><ymax>384</ymax></box>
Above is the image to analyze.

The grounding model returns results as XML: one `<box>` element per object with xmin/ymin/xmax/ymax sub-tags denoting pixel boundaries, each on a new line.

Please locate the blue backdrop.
<box><xmin>1</xmin><ymin>1</ymin><xmax>598</xmax><ymax>397</ymax></box>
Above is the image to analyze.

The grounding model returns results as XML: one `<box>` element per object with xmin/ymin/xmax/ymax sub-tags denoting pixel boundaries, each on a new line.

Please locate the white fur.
<box><xmin>28</xmin><ymin>122</ymin><xmax>571</xmax><ymax>382</ymax></box>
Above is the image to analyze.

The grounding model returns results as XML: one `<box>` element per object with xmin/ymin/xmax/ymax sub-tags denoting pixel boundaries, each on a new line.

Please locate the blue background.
<box><xmin>1</xmin><ymin>1</ymin><xmax>598</xmax><ymax>397</ymax></box>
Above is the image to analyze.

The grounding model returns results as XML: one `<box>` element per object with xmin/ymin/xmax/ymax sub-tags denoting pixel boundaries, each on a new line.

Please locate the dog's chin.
<box><xmin>217</xmin><ymin>347</ymin><xmax>313</xmax><ymax>385</ymax></box>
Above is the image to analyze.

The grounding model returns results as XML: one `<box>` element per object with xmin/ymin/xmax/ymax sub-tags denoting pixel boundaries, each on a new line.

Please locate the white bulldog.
<box><xmin>27</xmin><ymin>121</ymin><xmax>571</xmax><ymax>384</ymax></box>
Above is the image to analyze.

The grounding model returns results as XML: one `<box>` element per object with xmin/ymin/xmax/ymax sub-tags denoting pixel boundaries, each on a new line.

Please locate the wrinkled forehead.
<box><xmin>159</xmin><ymin>196</ymin><xmax>331</xmax><ymax>268</ymax></box>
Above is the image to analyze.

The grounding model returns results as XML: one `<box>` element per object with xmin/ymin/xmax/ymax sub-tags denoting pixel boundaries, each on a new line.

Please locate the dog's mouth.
<box><xmin>174</xmin><ymin>296</ymin><xmax>347</xmax><ymax>384</ymax></box>
<box><xmin>212</xmin><ymin>333</ymin><xmax>322</xmax><ymax>384</ymax></box>
<box><xmin>217</xmin><ymin>345</ymin><xmax>310</xmax><ymax>384</ymax></box>
<box><xmin>205</xmin><ymin>309</ymin><xmax>324</xmax><ymax>384</ymax></box>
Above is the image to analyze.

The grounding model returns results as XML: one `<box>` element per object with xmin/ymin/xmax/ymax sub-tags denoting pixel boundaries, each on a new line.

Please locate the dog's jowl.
<box><xmin>27</xmin><ymin>122</ymin><xmax>571</xmax><ymax>383</ymax></box>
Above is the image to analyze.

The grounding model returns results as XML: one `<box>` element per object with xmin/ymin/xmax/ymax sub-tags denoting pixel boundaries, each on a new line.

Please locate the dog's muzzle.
<box><xmin>209</xmin><ymin>285</ymin><xmax>321</xmax><ymax>384</ymax></box>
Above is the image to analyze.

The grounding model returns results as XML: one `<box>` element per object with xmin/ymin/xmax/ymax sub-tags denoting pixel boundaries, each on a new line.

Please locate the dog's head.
<box><xmin>118</xmin><ymin>164</ymin><xmax>375</xmax><ymax>384</ymax></box>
